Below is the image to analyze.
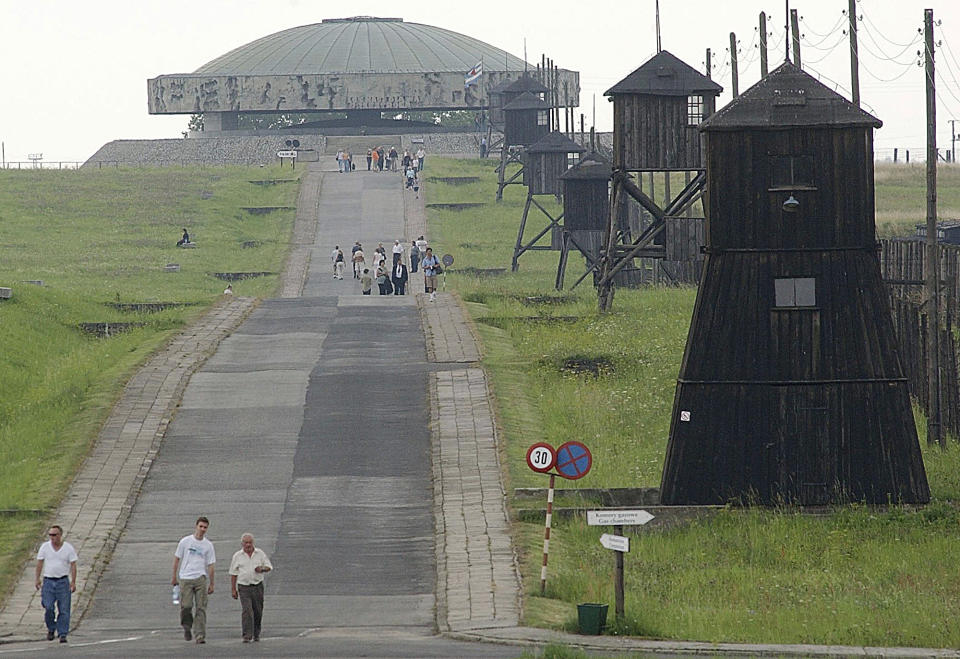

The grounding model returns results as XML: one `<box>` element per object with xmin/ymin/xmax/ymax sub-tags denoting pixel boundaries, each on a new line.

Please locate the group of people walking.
<box><xmin>34</xmin><ymin>518</ymin><xmax>272</xmax><ymax>645</ymax></box>
<box><xmin>329</xmin><ymin>235</ymin><xmax>440</xmax><ymax>300</ymax></box>
<box><xmin>335</xmin><ymin>146</ymin><xmax>426</xmax><ymax>178</ymax></box>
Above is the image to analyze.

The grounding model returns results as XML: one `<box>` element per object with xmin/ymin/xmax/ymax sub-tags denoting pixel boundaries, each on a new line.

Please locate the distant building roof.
<box><xmin>527</xmin><ymin>131</ymin><xmax>587</xmax><ymax>154</ymax></box>
<box><xmin>502</xmin><ymin>75</ymin><xmax>550</xmax><ymax>95</ymax></box>
<box><xmin>560</xmin><ymin>152</ymin><xmax>612</xmax><ymax>180</ymax></box>
<box><xmin>193</xmin><ymin>16</ymin><xmax>528</xmax><ymax>75</ymax></box>
<box><xmin>502</xmin><ymin>92</ymin><xmax>550</xmax><ymax>111</ymax></box>
<box><xmin>605</xmin><ymin>50</ymin><xmax>722</xmax><ymax>97</ymax></box>
<box><xmin>701</xmin><ymin>61</ymin><xmax>882</xmax><ymax>131</ymax></box>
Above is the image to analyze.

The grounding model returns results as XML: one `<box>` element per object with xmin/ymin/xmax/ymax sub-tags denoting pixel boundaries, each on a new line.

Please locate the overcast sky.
<box><xmin>2</xmin><ymin>0</ymin><xmax>959</xmax><ymax>163</ymax></box>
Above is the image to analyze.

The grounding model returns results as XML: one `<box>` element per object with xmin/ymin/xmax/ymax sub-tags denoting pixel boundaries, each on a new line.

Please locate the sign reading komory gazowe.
<box><xmin>586</xmin><ymin>509</ymin><xmax>654</xmax><ymax>526</ymax></box>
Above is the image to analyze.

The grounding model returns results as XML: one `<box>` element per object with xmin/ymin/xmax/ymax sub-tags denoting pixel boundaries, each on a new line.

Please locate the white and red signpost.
<box><xmin>525</xmin><ymin>441</ymin><xmax>591</xmax><ymax>596</ymax></box>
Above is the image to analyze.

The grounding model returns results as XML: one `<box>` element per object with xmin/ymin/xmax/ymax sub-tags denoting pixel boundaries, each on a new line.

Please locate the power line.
<box><xmin>799</xmin><ymin>12</ymin><xmax>846</xmax><ymax>40</ymax></box>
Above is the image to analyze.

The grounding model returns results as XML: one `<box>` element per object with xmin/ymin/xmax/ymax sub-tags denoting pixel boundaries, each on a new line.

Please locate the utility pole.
<box><xmin>730</xmin><ymin>32</ymin><xmax>739</xmax><ymax>97</ymax></box>
<box><xmin>791</xmin><ymin>9</ymin><xmax>802</xmax><ymax>67</ymax></box>
<box><xmin>785</xmin><ymin>0</ymin><xmax>791</xmax><ymax>62</ymax></box>
<box><xmin>924</xmin><ymin>7</ymin><xmax>943</xmax><ymax>448</ymax></box>
<box><xmin>950</xmin><ymin>119</ymin><xmax>958</xmax><ymax>162</ymax></box>
<box><xmin>655</xmin><ymin>0</ymin><xmax>662</xmax><ymax>52</ymax></box>
<box><xmin>848</xmin><ymin>0</ymin><xmax>860</xmax><ymax>106</ymax></box>
<box><xmin>705</xmin><ymin>48</ymin><xmax>712</xmax><ymax>79</ymax></box>
<box><xmin>760</xmin><ymin>12</ymin><xmax>769</xmax><ymax>77</ymax></box>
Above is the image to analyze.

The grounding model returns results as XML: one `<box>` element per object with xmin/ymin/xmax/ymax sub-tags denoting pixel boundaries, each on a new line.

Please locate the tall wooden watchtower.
<box><xmin>659</xmin><ymin>62</ymin><xmax>930</xmax><ymax>506</ymax></box>
<box><xmin>511</xmin><ymin>131</ymin><xmax>585</xmax><ymax>271</ymax></box>
<box><xmin>596</xmin><ymin>50</ymin><xmax>722</xmax><ymax>304</ymax></box>
<box><xmin>497</xmin><ymin>92</ymin><xmax>552</xmax><ymax>201</ymax></box>
<box><xmin>555</xmin><ymin>152</ymin><xmax>612</xmax><ymax>289</ymax></box>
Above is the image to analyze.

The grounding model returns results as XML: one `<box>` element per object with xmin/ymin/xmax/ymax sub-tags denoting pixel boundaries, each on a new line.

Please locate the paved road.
<box><xmin>0</xmin><ymin>169</ymin><xmax>516</xmax><ymax>657</ymax></box>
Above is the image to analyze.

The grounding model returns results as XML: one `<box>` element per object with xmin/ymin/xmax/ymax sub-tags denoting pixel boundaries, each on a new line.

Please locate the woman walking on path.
<box><xmin>410</xmin><ymin>240</ymin><xmax>420</xmax><ymax>273</ymax></box>
<box><xmin>421</xmin><ymin>247</ymin><xmax>440</xmax><ymax>301</ymax></box>
<box><xmin>352</xmin><ymin>246</ymin><xmax>366</xmax><ymax>279</ymax></box>
<box><xmin>360</xmin><ymin>268</ymin><xmax>373</xmax><ymax>295</ymax></box>
<box><xmin>334</xmin><ymin>249</ymin><xmax>345</xmax><ymax>280</ymax></box>
<box><xmin>375</xmin><ymin>262</ymin><xmax>391</xmax><ymax>295</ymax></box>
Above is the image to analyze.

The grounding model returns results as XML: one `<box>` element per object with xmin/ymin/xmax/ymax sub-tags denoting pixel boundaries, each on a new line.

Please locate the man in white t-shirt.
<box><xmin>34</xmin><ymin>525</ymin><xmax>77</xmax><ymax>643</ymax></box>
<box><xmin>392</xmin><ymin>240</ymin><xmax>404</xmax><ymax>266</ymax></box>
<box><xmin>172</xmin><ymin>516</ymin><xmax>216</xmax><ymax>644</ymax></box>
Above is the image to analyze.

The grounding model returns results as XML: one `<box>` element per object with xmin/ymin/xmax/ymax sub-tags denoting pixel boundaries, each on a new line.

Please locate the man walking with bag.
<box><xmin>172</xmin><ymin>516</ymin><xmax>216</xmax><ymax>644</ymax></box>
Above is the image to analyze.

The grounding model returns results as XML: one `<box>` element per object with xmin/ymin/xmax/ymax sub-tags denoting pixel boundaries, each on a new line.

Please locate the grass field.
<box><xmin>0</xmin><ymin>165</ymin><xmax>297</xmax><ymax>600</ymax></box>
<box><xmin>426</xmin><ymin>156</ymin><xmax>960</xmax><ymax>647</ymax></box>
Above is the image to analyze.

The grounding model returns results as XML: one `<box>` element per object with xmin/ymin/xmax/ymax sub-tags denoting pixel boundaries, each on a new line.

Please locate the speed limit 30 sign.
<box><xmin>526</xmin><ymin>442</ymin><xmax>556</xmax><ymax>473</ymax></box>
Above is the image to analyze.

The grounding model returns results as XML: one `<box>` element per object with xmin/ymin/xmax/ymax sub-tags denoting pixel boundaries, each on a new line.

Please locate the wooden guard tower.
<box><xmin>555</xmin><ymin>152</ymin><xmax>613</xmax><ymax>289</ymax></box>
<box><xmin>497</xmin><ymin>92</ymin><xmax>551</xmax><ymax>201</ymax></box>
<box><xmin>511</xmin><ymin>131</ymin><xmax>586</xmax><ymax>271</ymax></box>
<box><xmin>596</xmin><ymin>50</ymin><xmax>722</xmax><ymax>308</ymax></box>
<box><xmin>659</xmin><ymin>62</ymin><xmax>930</xmax><ymax>506</ymax></box>
<box><xmin>491</xmin><ymin>75</ymin><xmax>549</xmax><ymax>130</ymax></box>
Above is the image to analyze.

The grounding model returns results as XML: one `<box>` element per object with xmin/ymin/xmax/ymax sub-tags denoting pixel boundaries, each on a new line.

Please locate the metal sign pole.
<box><xmin>614</xmin><ymin>524</ymin><xmax>625</xmax><ymax>620</ymax></box>
<box><xmin>540</xmin><ymin>473</ymin><xmax>555</xmax><ymax>596</ymax></box>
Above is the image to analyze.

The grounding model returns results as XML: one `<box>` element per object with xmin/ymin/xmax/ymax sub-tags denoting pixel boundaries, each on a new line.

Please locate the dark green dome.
<box><xmin>195</xmin><ymin>16</ymin><xmax>528</xmax><ymax>75</ymax></box>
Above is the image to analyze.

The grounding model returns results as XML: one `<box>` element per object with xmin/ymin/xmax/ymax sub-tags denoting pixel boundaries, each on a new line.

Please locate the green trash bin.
<box><xmin>577</xmin><ymin>602</ymin><xmax>608</xmax><ymax>634</ymax></box>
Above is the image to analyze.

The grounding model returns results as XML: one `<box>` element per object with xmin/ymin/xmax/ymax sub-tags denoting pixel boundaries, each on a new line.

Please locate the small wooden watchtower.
<box><xmin>497</xmin><ymin>92</ymin><xmax>552</xmax><ymax>201</ymax></box>
<box><xmin>502</xmin><ymin>92</ymin><xmax>551</xmax><ymax>148</ymax></box>
<box><xmin>596</xmin><ymin>50</ymin><xmax>722</xmax><ymax>302</ymax></box>
<box><xmin>555</xmin><ymin>152</ymin><xmax>612</xmax><ymax>289</ymax></box>
<box><xmin>659</xmin><ymin>62</ymin><xmax>930</xmax><ymax>506</ymax></box>
<box><xmin>493</xmin><ymin>75</ymin><xmax>549</xmax><ymax>127</ymax></box>
<box><xmin>511</xmin><ymin>131</ymin><xmax>585</xmax><ymax>271</ymax></box>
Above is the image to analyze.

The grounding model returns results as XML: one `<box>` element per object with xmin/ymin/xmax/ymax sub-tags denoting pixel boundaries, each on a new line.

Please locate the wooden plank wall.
<box><xmin>881</xmin><ymin>239</ymin><xmax>960</xmax><ymax>438</ymax></box>
<box><xmin>613</xmin><ymin>95</ymin><xmax>703</xmax><ymax>169</ymax></box>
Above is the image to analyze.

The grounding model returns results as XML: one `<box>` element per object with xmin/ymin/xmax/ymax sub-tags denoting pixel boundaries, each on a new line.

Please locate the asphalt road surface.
<box><xmin>0</xmin><ymin>170</ymin><xmax>519</xmax><ymax>658</ymax></box>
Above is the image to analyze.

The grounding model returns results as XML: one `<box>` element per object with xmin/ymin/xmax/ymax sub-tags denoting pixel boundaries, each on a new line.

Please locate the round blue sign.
<box><xmin>555</xmin><ymin>441</ymin><xmax>592</xmax><ymax>480</ymax></box>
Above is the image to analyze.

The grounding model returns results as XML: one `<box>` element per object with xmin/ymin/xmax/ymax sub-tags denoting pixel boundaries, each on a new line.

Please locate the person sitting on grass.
<box><xmin>177</xmin><ymin>228</ymin><xmax>190</xmax><ymax>246</ymax></box>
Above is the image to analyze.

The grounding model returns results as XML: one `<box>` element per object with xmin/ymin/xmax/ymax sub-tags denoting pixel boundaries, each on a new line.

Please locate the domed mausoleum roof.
<box><xmin>147</xmin><ymin>16</ymin><xmax>579</xmax><ymax>120</ymax></box>
<box><xmin>195</xmin><ymin>16</ymin><xmax>528</xmax><ymax>75</ymax></box>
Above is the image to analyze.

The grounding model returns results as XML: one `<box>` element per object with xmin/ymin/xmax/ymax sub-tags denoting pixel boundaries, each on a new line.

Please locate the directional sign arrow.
<box><xmin>600</xmin><ymin>533</ymin><xmax>630</xmax><ymax>553</ymax></box>
<box><xmin>587</xmin><ymin>509</ymin><xmax>655</xmax><ymax>526</ymax></box>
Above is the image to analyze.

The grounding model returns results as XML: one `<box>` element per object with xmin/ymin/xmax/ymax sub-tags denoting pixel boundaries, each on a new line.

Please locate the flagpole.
<box><xmin>481</xmin><ymin>55</ymin><xmax>486</xmax><ymax>135</ymax></box>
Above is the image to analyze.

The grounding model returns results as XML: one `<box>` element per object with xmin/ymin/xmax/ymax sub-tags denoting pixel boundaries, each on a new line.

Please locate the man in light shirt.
<box><xmin>229</xmin><ymin>533</ymin><xmax>273</xmax><ymax>643</ymax></box>
<box><xmin>34</xmin><ymin>525</ymin><xmax>77</xmax><ymax>643</ymax></box>
<box><xmin>172</xmin><ymin>516</ymin><xmax>216</xmax><ymax>644</ymax></box>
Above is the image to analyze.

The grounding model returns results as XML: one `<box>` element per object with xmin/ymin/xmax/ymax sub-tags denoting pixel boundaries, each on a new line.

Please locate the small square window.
<box><xmin>775</xmin><ymin>277</ymin><xmax>817</xmax><ymax>307</ymax></box>
<box><xmin>537</xmin><ymin>110</ymin><xmax>549</xmax><ymax>126</ymax></box>
<box><xmin>770</xmin><ymin>155</ymin><xmax>815</xmax><ymax>189</ymax></box>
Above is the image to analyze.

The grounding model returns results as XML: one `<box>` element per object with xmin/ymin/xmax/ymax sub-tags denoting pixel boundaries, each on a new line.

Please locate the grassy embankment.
<box><xmin>0</xmin><ymin>165</ymin><xmax>297</xmax><ymax>602</ymax></box>
<box><xmin>426</xmin><ymin>157</ymin><xmax>960</xmax><ymax>647</ymax></box>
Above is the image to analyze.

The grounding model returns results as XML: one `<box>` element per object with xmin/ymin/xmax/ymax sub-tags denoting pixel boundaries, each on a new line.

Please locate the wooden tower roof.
<box><xmin>502</xmin><ymin>91</ymin><xmax>551</xmax><ymax>111</ymax></box>
<box><xmin>503</xmin><ymin>74</ymin><xmax>550</xmax><ymax>95</ymax></box>
<box><xmin>605</xmin><ymin>49</ymin><xmax>722</xmax><ymax>97</ymax></box>
<box><xmin>701</xmin><ymin>61</ymin><xmax>882</xmax><ymax>131</ymax></box>
<box><xmin>559</xmin><ymin>152</ymin><xmax>612</xmax><ymax>180</ymax></box>
<box><xmin>527</xmin><ymin>131</ymin><xmax>588</xmax><ymax>154</ymax></box>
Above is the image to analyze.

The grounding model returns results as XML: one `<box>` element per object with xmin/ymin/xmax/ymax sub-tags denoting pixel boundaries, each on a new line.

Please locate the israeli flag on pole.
<box><xmin>464</xmin><ymin>61</ymin><xmax>483</xmax><ymax>88</ymax></box>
